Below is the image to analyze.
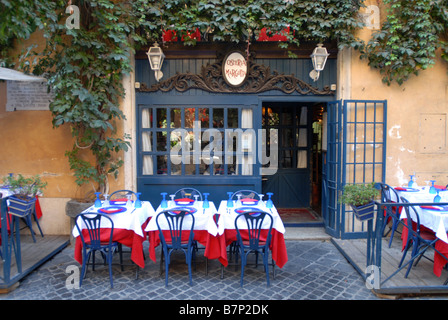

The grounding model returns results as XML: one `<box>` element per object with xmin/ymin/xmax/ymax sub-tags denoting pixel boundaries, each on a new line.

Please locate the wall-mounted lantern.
<box><xmin>309</xmin><ymin>43</ymin><xmax>330</xmax><ymax>82</ymax></box>
<box><xmin>147</xmin><ymin>42</ymin><xmax>165</xmax><ymax>82</ymax></box>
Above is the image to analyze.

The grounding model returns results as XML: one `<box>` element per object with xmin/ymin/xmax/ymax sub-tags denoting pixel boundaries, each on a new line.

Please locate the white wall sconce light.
<box><xmin>309</xmin><ymin>43</ymin><xmax>330</xmax><ymax>82</ymax></box>
<box><xmin>147</xmin><ymin>42</ymin><xmax>165</xmax><ymax>82</ymax></box>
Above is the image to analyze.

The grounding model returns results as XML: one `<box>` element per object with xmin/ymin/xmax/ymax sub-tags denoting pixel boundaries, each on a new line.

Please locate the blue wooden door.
<box><xmin>323</xmin><ymin>100</ymin><xmax>342</xmax><ymax>237</ymax></box>
<box><xmin>323</xmin><ymin>100</ymin><xmax>387</xmax><ymax>239</ymax></box>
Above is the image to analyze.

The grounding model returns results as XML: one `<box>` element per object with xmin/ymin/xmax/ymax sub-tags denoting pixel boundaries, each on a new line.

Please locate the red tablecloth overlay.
<box><xmin>400</xmin><ymin>220</ymin><xmax>448</xmax><ymax>277</ymax></box>
<box><xmin>74</xmin><ymin>219</ymin><xmax>149</xmax><ymax>269</ymax></box>
<box><xmin>147</xmin><ymin>227</ymin><xmax>288</xmax><ymax>269</ymax></box>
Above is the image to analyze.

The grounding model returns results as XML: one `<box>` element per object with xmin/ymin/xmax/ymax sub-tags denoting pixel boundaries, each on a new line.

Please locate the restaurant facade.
<box><xmin>1</xmin><ymin>0</ymin><xmax>448</xmax><ymax>240</ymax></box>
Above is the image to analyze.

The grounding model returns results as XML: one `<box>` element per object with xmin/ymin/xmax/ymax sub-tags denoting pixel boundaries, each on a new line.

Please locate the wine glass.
<box><xmin>125</xmin><ymin>194</ymin><xmax>133</xmax><ymax>208</ymax></box>
<box><xmin>134</xmin><ymin>192</ymin><xmax>142</xmax><ymax>208</ymax></box>
<box><xmin>226</xmin><ymin>192</ymin><xmax>234</xmax><ymax>208</ymax></box>
<box><xmin>266</xmin><ymin>192</ymin><xmax>274</xmax><ymax>209</ymax></box>
<box><xmin>429</xmin><ymin>180</ymin><xmax>436</xmax><ymax>194</ymax></box>
<box><xmin>103</xmin><ymin>194</ymin><xmax>110</xmax><ymax>207</ymax></box>
<box><xmin>203</xmin><ymin>192</ymin><xmax>210</xmax><ymax>210</ymax></box>
<box><xmin>161</xmin><ymin>192</ymin><xmax>168</xmax><ymax>208</ymax></box>
<box><xmin>169</xmin><ymin>194</ymin><xmax>175</xmax><ymax>207</ymax></box>
<box><xmin>434</xmin><ymin>190</ymin><xmax>441</xmax><ymax>203</ymax></box>
<box><xmin>408</xmin><ymin>175</ymin><xmax>414</xmax><ymax>187</ymax></box>
<box><xmin>94</xmin><ymin>192</ymin><xmax>102</xmax><ymax>208</ymax></box>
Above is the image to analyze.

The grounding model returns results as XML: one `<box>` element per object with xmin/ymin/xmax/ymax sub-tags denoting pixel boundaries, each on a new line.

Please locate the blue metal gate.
<box><xmin>323</xmin><ymin>100</ymin><xmax>387</xmax><ymax>239</ymax></box>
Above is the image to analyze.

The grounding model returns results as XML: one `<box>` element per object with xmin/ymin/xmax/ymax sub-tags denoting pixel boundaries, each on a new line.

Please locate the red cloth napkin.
<box><xmin>435</xmin><ymin>185</ymin><xmax>447</xmax><ymax>190</ymax></box>
<box><xmin>175</xmin><ymin>198</ymin><xmax>194</xmax><ymax>203</ymax></box>
<box><xmin>420</xmin><ymin>205</ymin><xmax>441</xmax><ymax>210</ymax></box>
<box><xmin>394</xmin><ymin>187</ymin><xmax>408</xmax><ymax>191</ymax></box>
<box><xmin>99</xmin><ymin>208</ymin><xmax>124</xmax><ymax>214</ymax></box>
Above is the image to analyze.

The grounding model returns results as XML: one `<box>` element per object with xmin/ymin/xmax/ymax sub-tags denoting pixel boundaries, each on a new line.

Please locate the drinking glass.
<box><xmin>161</xmin><ymin>192</ymin><xmax>168</xmax><ymax>208</ymax></box>
<box><xmin>226</xmin><ymin>192</ymin><xmax>234</xmax><ymax>208</ymax></box>
<box><xmin>203</xmin><ymin>192</ymin><xmax>210</xmax><ymax>210</ymax></box>
<box><xmin>408</xmin><ymin>175</ymin><xmax>415</xmax><ymax>187</ymax></box>
<box><xmin>266</xmin><ymin>192</ymin><xmax>274</xmax><ymax>209</ymax></box>
<box><xmin>94</xmin><ymin>192</ymin><xmax>102</xmax><ymax>208</ymax></box>
<box><xmin>429</xmin><ymin>180</ymin><xmax>436</xmax><ymax>194</ymax></box>
<box><xmin>103</xmin><ymin>194</ymin><xmax>110</xmax><ymax>207</ymax></box>
<box><xmin>134</xmin><ymin>192</ymin><xmax>142</xmax><ymax>208</ymax></box>
<box><xmin>434</xmin><ymin>190</ymin><xmax>441</xmax><ymax>203</ymax></box>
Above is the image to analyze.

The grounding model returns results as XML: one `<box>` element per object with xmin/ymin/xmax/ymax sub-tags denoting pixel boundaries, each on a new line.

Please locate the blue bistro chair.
<box><xmin>230</xmin><ymin>189</ymin><xmax>261</xmax><ymax>200</ymax></box>
<box><xmin>109</xmin><ymin>189</ymin><xmax>137</xmax><ymax>202</ymax></box>
<box><xmin>156</xmin><ymin>208</ymin><xmax>196</xmax><ymax>286</ymax></box>
<box><xmin>376</xmin><ymin>183</ymin><xmax>402</xmax><ymax>247</ymax></box>
<box><xmin>398</xmin><ymin>197</ymin><xmax>438</xmax><ymax>278</ymax></box>
<box><xmin>234</xmin><ymin>210</ymin><xmax>274</xmax><ymax>287</ymax></box>
<box><xmin>174</xmin><ymin>188</ymin><xmax>203</xmax><ymax>201</ymax></box>
<box><xmin>74</xmin><ymin>213</ymin><xmax>123</xmax><ymax>288</ymax></box>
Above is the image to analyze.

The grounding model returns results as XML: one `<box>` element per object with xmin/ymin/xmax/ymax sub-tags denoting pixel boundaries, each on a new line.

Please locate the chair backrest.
<box><xmin>156</xmin><ymin>209</ymin><xmax>195</xmax><ymax>249</ymax></box>
<box><xmin>231</xmin><ymin>189</ymin><xmax>260</xmax><ymax>200</ymax></box>
<box><xmin>174</xmin><ymin>188</ymin><xmax>202</xmax><ymax>201</ymax></box>
<box><xmin>109</xmin><ymin>189</ymin><xmax>137</xmax><ymax>201</ymax></box>
<box><xmin>377</xmin><ymin>183</ymin><xmax>399</xmax><ymax>203</ymax></box>
<box><xmin>75</xmin><ymin>213</ymin><xmax>114</xmax><ymax>249</ymax></box>
<box><xmin>234</xmin><ymin>210</ymin><xmax>273</xmax><ymax>250</ymax></box>
<box><xmin>400</xmin><ymin>197</ymin><xmax>421</xmax><ymax>239</ymax></box>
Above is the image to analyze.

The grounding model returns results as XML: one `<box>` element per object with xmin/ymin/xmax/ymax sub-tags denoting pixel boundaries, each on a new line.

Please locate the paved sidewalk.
<box><xmin>0</xmin><ymin>239</ymin><xmax>380</xmax><ymax>300</ymax></box>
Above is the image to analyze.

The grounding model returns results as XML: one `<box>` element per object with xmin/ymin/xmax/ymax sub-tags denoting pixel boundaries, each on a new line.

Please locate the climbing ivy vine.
<box><xmin>1</xmin><ymin>0</ymin><xmax>447</xmax><ymax>196</ymax></box>
<box><xmin>360</xmin><ymin>0</ymin><xmax>448</xmax><ymax>85</ymax></box>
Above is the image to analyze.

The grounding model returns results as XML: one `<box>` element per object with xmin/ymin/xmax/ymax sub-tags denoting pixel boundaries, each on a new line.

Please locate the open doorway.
<box><xmin>261</xmin><ymin>101</ymin><xmax>325</xmax><ymax>224</ymax></box>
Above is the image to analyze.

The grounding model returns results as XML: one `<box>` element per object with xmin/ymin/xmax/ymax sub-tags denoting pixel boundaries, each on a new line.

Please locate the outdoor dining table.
<box><xmin>145</xmin><ymin>200</ymin><xmax>221</xmax><ymax>263</ymax></box>
<box><xmin>395</xmin><ymin>186</ymin><xmax>448</xmax><ymax>276</ymax></box>
<box><xmin>72</xmin><ymin>200</ymin><xmax>154</xmax><ymax>269</ymax></box>
<box><xmin>215</xmin><ymin>199</ymin><xmax>288</xmax><ymax>269</ymax></box>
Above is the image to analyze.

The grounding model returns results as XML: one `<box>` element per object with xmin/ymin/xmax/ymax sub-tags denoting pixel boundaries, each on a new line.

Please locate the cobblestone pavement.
<box><xmin>0</xmin><ymin>240</ymin><xmax>381</xmax><ymax>301</ymax></box>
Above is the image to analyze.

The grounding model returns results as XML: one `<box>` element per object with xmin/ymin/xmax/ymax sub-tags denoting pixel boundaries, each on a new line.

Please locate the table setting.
<box><xmin>215</xmin><ymin>192</ymin><xmax>288</xmax><ymax>268</ymax></box>
<box><xmin>145</xmin><ymin>192</ymin><xmax>220</xmax><ymax>262</ymax></box>
<box><xmin>72</xmin><ymin>194</ymin><xmax>155</xmax><ymax>268</ymax></box>
<box><xmin>394</xmin><ymin>179</ymin><xmax>448</xmax><ymax>276</ymax></box>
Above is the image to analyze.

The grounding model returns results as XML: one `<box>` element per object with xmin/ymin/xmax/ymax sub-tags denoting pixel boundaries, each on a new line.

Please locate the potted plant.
<box><xmin>2</xmin><ymin>174</ymin><xmax>47</xmax><ymax>217</ymax></box>
<box><xmin>339</xmin><ymin>182</ymin><xmax>379</xmax><ymax>221</ymax></box>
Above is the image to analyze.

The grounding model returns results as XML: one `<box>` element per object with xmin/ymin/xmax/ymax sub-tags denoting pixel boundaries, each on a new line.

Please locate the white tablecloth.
<box><xmin>216</xmin><ymin>200</ymin><xmax>286</xmax><ymax>235</ymax></box>
<box><xmin>396</xmin><ymin>187</ymin><xmax>448</xmax><ymax>243</ymax></box>
<box><xmin>145</xmin><ymin>201</ymin><xmax>218</xmax><ymax>235</ymax></box>
<box><xmin>72</xmin><ymin>200</ymin><xmax>155</xmax><ymax>238</ymax></box>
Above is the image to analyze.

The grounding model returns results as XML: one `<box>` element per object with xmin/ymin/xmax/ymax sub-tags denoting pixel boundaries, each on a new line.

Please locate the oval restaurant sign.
<box><xmin>222</xmin><ymin>51</ymin><xmax>248</xmax><ymax>87</ymax></box>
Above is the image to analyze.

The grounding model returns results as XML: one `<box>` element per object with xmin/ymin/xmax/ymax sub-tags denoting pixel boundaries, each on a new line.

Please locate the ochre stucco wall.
<box><xmin>0</xmin><ymin>31</ymin><xmax>126</xmax><ymax>235</ymax></box>
<box><xmin>351</xmin><ymin>0</ymin><xmax>448</xmax><ymax>187</ymax></box>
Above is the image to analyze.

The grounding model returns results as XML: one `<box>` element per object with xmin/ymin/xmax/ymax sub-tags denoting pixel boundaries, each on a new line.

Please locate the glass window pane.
<box><xmin>157</xmin><ymin>108</ymin><xmax>167</xmax><ymax>128</ymax></box>
<box><xmin>199</xmin><ymin>108</ymin><xmax>209</xmax><ymax>128</ymax></box>
<box><xmin>298</xmin><ymin>128</ymin><xmax>307</xmax><ymax>147</ymax></box>
<box><xmin>297</xmin><ymin>150</ymin><xmax>307</xmax><ymax>168</ymax></box>
<box><xmin>157</xmin><ymin>132</ymin><xmax>167</xmax><ymax>151</ymax></box>
<box><xmin>157</xmin><ymin>155</ymin><xmax>167</xmax><ymax>174</ymax></box>
<box><xmin>142</xmin><ymin>155</ymin><xmax>153</xmax><ymax>175</ymax></box>
<box><xmin>185</xmin><ymin>160</ymin><xmax>196</xmax><ymax>175</ymax></box>
<box><xmin>142</xmin><ymin>108</ymin><xmax>152</xmax><ymax>128</ymax></box>
<box><xmin>213</xmin><ymin>108</ymin><xmax>224</xmax><ymax>128</ymax></box>
<box><xmin>170</xmin><ymin>108</ymin><xmax>181</xmax><ymax>128</ymax></box>
<box><xmin>185</xmin><ymin>108</ymin><xmax>195</xmax><ymax>128</ymax></box>
<box><xmin>228</xmin><ymin>108</ymin><xmax>238</xmax><ymax>128</ymax></box>
<box><xmin>142</xmin><ymin>132</ymin><xmax>152</xmax><ymax>151</ymax></box>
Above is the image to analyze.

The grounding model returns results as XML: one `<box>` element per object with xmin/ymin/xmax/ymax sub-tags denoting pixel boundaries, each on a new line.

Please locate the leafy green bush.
<box><xmin>3</xmin><ymin>174</ymin><xmax>47</xmax><ymax>200</ymax></box>
<box><xmin>339</xmin><ymin>182</ymin><xmax>378</xmax><ymax>207</ymax></box>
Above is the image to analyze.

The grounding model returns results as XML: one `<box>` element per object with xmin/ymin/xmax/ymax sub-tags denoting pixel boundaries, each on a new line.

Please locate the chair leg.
<box><xmin>33</xmin><ymin>211</ymin><xmax>44</xmax><ymax>238</ymax></box>
<box><xmin>108</xmin><ymin>250</ymin><xmax>114</xmax><ymax>288</ymax></box>
<box><xmin>118</xmin><ymin>244</ymin><xmax>124</xmax><ymax>271</ymax></box>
